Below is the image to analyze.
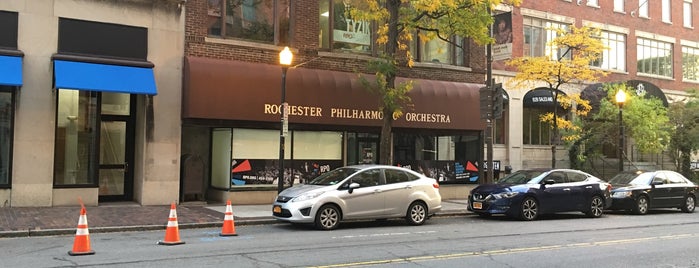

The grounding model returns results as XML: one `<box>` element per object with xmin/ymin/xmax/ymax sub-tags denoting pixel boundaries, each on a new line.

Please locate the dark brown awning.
<box><xmin>184</xmin><ymin>56</ymin><xmax>485</xmax><ymax>131</ymax></box>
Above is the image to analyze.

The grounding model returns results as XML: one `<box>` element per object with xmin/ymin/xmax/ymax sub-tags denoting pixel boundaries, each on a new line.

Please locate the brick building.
<box><xmin>492</xmin><ymin>0</ymin><xmax>696</xmax><ymax>176</ymax></box>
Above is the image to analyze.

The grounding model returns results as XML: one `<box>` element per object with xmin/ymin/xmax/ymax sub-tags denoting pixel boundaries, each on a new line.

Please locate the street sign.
<box><xmin>479</xmin><ymin>86</ymin><xmax>492</xmax><ymax>120</ymax></box>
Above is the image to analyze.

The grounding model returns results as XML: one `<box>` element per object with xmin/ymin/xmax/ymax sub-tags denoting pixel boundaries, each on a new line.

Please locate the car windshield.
<box><xmin>608</xmin><ymin>172</ymin><xmax>653</xmax><ymax>185</ymax></box>
<box><xmin>498</xmin><ymin>170</ymin><xmax>545</xmax><ymax>184</ymax></box>
<box><xmin>308</xmin><ymin>167</ymin><xmax>360</xmax><ymax>186</ymax></box>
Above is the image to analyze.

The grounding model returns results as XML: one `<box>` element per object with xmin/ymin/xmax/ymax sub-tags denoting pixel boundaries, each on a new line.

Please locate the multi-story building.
<box><xmin>1</xmin><ymin>0</ymin><xmax>695</xmax><ymax>207</ymax></box>
<box><xmin>493</xmin><ymin>0</ymin><xmax>696</xmax><ymax>175</ymax></box>
<box><xmin>181</xmin><ymin>0</ymin><xmax>490</xmax><ymax>203</ymax></box>
<box><xmin>0</xmin><ymin>0</ymin><xmax>185</xmax><ymax>207</ymax></box>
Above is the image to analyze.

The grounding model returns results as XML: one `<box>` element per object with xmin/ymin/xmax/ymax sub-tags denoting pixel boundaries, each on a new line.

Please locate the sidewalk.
<box><xmin>0</xmin><ymin>199</ymin><xmax>470</xmax><ymax>238</ymax></box>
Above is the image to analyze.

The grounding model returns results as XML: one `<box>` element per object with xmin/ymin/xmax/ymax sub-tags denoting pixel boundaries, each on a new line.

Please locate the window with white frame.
<box><xmin>638</xmin><ymin>0</ymin><xmax>649</xmax><ymax>18</ymax></box>
<box><xmin>682</xmin><ymin>45</ymin><xmax>699</xmax><ymax>81</ymax></box>
<box><xmin>591</xmin><ymin>31</ymin><xmax>626</xmax><ymax>71</ymax></box>
<box><xmin>637</xmin><ymin>37</ymin><xmax>673</xmax><ymax>77</ymax></box>
<box><xmin>684</xmin><ymin>0</ymin><xmax>693</xmax><ymax>28</ymax></box>
<box><xmin>614</xmin><ymin>0</ymin><xmax>625</xmax><ymax>12</ymax></box>
<box><xmin>662</xmin><ymin>0</ymin><xmax>672</xmax><ymax>23</ymax></box>
<box><xmin>588</xmin><ymin>0</ymin><xmax>599</xmax><ymax>7</ymax></box>
<box><xmin>523</xmin><ymin>17</ymin><xmax>570</xmax><ymax>60</ymax></box>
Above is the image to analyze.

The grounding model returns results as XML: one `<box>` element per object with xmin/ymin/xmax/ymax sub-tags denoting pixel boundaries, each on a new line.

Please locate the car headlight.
<box><xmin>612</xmin><ymin>191</ymin><xmax>632</xmax><ymax>198</ymax></box>
<box><xmin>292</xmin><ymin>191</ymin><xmax>325</xmax><ymax>202</ymax></box>
<box><xmin>491</xmin><ymin>192</ymin><xmax>519</xmax><ymax>199</ymax></box>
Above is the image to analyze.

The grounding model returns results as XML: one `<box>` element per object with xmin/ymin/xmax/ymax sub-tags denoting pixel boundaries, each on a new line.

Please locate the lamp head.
<box><xmin>615</xmin><ymin>89</ymin><xmax>626</xmax><ymax>105</ymax></box>
<box><xmin>279</xmin><ymin>46</ymin><xmax>293</xmax><ymax>66</ymax></box>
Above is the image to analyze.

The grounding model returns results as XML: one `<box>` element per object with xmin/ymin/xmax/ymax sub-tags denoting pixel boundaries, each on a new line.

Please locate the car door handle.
<box><xmin>563</xmin><ymin>188</ymin><xmax>571</xmax><ymax>191</ymax></box>
<box><xmin>404</xmin><ymin>185</ymin><xmax>413</xmax><ymax>189</ymax></box>
<box><xmin>373</xmin><ymin>189</ymin><xmax>382</xmax><ymax>193</ymax></box>
<box><xmin>585</xmin><ymin>186</ymin><xmax>592</xmax><ymax>189</ymax></box>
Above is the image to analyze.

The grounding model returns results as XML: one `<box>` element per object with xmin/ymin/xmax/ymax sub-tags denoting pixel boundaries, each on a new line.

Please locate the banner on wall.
<box><xmin>396</xmin><ymin>160</ymin><xmax>482</xmax><ymax>184</ymax></box>
<box><xmin>230</xmin><ymin>159</ymin><xmax>343</xmax><ymax>187</ymax></box>
<box><xmin>492</xmin><ymin>12</ymin><xmax>513</xmax><ymax>61</ymax></box>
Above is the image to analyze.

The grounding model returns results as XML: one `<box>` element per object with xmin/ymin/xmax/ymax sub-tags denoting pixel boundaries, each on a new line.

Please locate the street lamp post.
<box><xmin>615</xmin><ymin>89</ymin><xmax>626</xmax><ymax>172</ymax></box>
<box><xmin>278</xmin><ymin>46</ymin><xmax>293</xmax><ymax>193</ymax></box>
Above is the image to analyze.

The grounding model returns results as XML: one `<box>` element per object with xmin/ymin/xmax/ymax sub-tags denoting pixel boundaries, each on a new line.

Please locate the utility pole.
<box><xmin>485</xmin><ymin>4</ymin><xmax>494</xmax><ymax>184</ymax></box>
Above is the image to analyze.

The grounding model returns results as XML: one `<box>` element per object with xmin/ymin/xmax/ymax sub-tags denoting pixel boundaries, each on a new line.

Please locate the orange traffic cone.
<box><xmin>220</xmin><ymin>200</ymin><xmax>238</xmax><ymax>236</ymax></box>
<box><xmin>158</xmin><ymin>202</ymin><xmax>185</xmax><ymax>245</ymax></box>
<box><xmin>68</xmin><ymin>207</ymin><xmax>95</xmax><ymax>256</ymax></box>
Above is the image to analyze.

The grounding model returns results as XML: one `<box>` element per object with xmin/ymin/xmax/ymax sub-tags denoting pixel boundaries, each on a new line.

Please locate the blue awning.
<box><xmin>54</xmin><ymin>60</ymin><xmax>157</xmax><ymax>95</ymax></box>
<box><xmin>0</xmin><ymin>55</ymin><xmax>23</xmax><ymax>86</ymax></box>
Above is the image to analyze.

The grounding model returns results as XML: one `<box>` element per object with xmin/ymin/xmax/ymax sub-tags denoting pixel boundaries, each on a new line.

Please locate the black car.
<box><xmin>608</xmin><ymin>170</ymin><xmax>698</xmax><ymax>214</ymax></box>
<box><xmin>468</xmin><ymin>168</ymin><xmax>612</xmax><ymax>221</ymax></box>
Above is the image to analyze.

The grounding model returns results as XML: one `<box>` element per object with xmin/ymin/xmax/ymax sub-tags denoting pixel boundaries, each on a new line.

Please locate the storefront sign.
<box><xmin>264</xmin><ymin>104</ymin><xmax>452</xmax><ymax>124</ymax></box>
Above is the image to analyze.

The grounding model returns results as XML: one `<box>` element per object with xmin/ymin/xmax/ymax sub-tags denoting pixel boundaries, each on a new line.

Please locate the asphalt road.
<box><xmin>2</xmin><ymin>210</ymin><xmax>698</xmax><ymax>267</ymax></box>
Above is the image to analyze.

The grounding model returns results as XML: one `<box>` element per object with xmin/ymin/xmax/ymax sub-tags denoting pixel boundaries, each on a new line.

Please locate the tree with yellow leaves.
<box><xmin>507</xmin><ymin>25</ymin><xmax>607</xmax><ymax>168</ymax></box>
<box><xmin>350</xmin><ymin>0</ymin><xmax>522</xmax><ymax>165</ymax></box>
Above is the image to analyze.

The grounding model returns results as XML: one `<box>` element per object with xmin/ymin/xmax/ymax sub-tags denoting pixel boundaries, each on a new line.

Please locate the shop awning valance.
<box><xmin>53</xmin><ymin>60</ymin><xmax>157</xmax><ymax>95</ymax></box>
<box><xmin>523</xmin><ymin>88</ymin><xmax>567</xmax><ymax>109</ymax></box>
<box><xmin>0</xmin><ymin>55</ymin><xmax>23</xmax><ymax>87</ymax></box>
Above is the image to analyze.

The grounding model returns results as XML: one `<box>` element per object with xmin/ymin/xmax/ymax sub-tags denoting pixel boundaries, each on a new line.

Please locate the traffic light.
<box><xmin>493</xmin><ymin>83</ymin><xmax>504</xmax><ymax>119</ymax></box>
<box><xmin>479</xmin><ymin>86</ymin><xmax>492</xmax><ymax>120</ymax></box>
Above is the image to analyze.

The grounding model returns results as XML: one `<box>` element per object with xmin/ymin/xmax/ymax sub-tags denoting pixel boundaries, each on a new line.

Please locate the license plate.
<box><xmin>273</xmin><ymin>205</ymin><xmax>282</xmax><ymax>213</ymax></box>
<box><xmin>472</xmin><ymin>202</ymin><xmax>483</xmax><ymax>209</ymax></box>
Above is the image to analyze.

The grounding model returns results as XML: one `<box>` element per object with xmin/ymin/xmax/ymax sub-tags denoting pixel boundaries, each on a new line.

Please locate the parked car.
<box><xmin>468</xmin><ymin>168</ymin><xmax>612</xmax><ymax>221</ymax></box>
<box><xmin>272</xmin><ymin>165</ymin><xmax>442</xmax><ymax>230</ymax></box>
<box><xmin>608</xmin><ymin>170</ymin><xmax>698</xmax><ymax>215</ymax></box>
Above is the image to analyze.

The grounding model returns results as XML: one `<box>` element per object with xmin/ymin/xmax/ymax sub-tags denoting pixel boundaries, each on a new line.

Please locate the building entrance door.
<box><xmin>347</xmin><ymin>133</ymin><xmax>380</xmax><ymax>165</ymax></box>
<box><xmin>98</xmin><ymin>93</ymin><xmax>135</xmax><ymax>202</ymax></box>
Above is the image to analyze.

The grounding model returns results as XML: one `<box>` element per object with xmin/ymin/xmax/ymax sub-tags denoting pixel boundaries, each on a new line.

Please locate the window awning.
<box><xmin>53</xmin><ymin>60</ymin><xmax>157</xmax><ymax>95</ymax></box>
<box><xmin>0</xmin><ymin>55</ymin><xmax>23</xmax><ymax>86</ymax></box>
<box><xmin>523</xmin><ymin>87</ymin><xmax>567</xmax><ymax>109</ymax></box>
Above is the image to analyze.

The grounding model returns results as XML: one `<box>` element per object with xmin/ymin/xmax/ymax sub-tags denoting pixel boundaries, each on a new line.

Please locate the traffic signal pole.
<box><xmin>485</xmin><ymin>4</ymin><xmax>494</xmax><ymax>184</ymax></box>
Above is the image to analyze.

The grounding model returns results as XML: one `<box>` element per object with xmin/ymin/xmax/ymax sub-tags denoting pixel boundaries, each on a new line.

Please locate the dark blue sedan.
<box><xmin>468</xmin><ymin>168</ymin><xmax>612</xmax><ymax>221</ymax></box>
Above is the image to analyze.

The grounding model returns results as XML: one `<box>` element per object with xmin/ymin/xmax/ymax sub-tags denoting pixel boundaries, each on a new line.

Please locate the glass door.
<box><xmin>347</xmin><ymin>132</ymin><xmax>379</xmax><ymax>165</ymax></box>
<box><xmin>98</xmin><ymin>93</ymin><xmax>135</xmax><ymax>202</ymax></box>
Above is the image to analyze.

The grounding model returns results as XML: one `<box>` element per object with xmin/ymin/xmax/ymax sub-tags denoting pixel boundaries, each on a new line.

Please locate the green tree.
<box><xmin>350</xmin><ymin>0</ymin><xmax>521</xmax><ymax>165</ymax></box>
<box><xmin>506</xmin><ymin>25</ymin><xmax>607</xmax><ymax>168</ymax></box>
<box><xmin>668</xmin><ymin>90</ymin><xmax>699</xmax><ymax>179</ymax></box>
<box><xmin>574</xmin><ymin>83</ymin><xmax>671</xmax><ymax>173</ymax></box>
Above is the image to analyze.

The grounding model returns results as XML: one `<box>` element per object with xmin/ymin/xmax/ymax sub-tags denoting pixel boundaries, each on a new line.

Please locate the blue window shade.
<box><xmin>0</xmin><ymin>55</ymin><xmax>23</xmax><ymax>86</ymax></box>
<box><xmin>54</xmin><ymin>60</ymin><xmax>157</xmax><ymax>95</ymax></box>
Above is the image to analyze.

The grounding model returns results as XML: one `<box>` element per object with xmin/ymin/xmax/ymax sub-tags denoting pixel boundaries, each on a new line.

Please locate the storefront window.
<box><xmin>219</xmin><ymin>128</ymin><xmax>342</xmax><ymax>188</ymax></box>
<box><xmin>54</xmin><ymin>90</ymin><xmax>98</xmax><ymax>186</ymax></box>
<box><xmin>394</xmin><ymin>133</ymin><xmax>481</xmax><ymax>184</ymax></box>
<box><xmin>208</xmin><ymin>0</ymin><xmax>290</xmax><ymax>45</ymax></box>
<box><xmin>0</xmin><ymin>89</ymin><xmax>12</xmax><ymax>186</ymax></box>
<box><xmin>319</xmin><ymin>0</ymin><xmax>372</xmax><ymax>54</ymax></box>
<box><xmin>523</xmin><ymin>108</ymin><xmax>552</xmax><ymax>145</ymax></box>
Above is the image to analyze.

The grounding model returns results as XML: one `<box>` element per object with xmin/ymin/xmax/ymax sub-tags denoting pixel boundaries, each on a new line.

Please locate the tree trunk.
<box><xmin>378</xmin><ymin>0</ymin><xmax>400</xmax><ymax>165</ymax></box>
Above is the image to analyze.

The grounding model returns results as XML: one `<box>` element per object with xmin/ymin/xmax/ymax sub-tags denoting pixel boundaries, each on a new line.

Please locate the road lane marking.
<box><xmin>308</xmin><ymin>233</ymin><xmax>699</xmax><ymax>268</ymax></box>
<box><xmin>331</xmin><ymin>231</ymin><xmax>437</xmax><ymax>239</ymax></box>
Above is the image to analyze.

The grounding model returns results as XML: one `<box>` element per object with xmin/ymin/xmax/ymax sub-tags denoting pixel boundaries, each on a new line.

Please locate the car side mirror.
<box><xmin>543</xmin><ymin>179</ymin><xmax>556</xmax><ymax>185</ymax></box>
<box><xmin>651</xmin><ymin>181</ymin><xmax>663</xmax><ymax>187</ymax></box>
<box><xmin>348</xmin><ymin>182</ymin><xmax>360</xmax><ymax>194</ymax></box>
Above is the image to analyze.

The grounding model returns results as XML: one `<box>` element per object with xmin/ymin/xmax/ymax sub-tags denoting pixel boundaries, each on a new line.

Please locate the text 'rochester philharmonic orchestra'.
<box><xmin>264</xmin><ymin>104</ymin><xmax>451</xmax><ymax>123</ymax></box>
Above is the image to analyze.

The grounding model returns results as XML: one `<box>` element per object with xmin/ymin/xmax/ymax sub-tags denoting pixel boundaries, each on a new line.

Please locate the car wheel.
<box><xmin>585</xmin><ymin>195</ymin><xmax>604</xmax><ymax>218</ymax></box>
<box><xmin>405</xmin><ymin>201</ymin><xmax>428</xmax><ymax>226</ymax></box>
<box><xmin>519</xmin><ymin>197</ymin><xmax>538</xmax><ymax>221</ymax></box>
<box><xmin>681</xmin><ymin>195</ymin><xmax>696</xmax><ymax>213</ymax></box>
<box><xmin>314</xmin><ymin>205</ymin><xmax>341</xmax><ymax>230</ymax></box>
<box><xmin>633</xmin><ymin>195</ymin><xmax>649</xmax><ymax>215</ymax></box>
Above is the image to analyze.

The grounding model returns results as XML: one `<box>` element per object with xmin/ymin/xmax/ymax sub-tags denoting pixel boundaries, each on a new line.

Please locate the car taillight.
<box><xmin>433</xmin><ymin>183</ymin><xmax>440</xmax><ymax>189</ymax></box>
<box><xmin>606</xmin><ymin>183</ymin><xmax>612</xmax><ymax>192</ymax></box>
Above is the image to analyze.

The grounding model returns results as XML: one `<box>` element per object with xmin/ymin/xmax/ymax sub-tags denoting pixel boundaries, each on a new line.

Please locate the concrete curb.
<box><xmin>0</xmin><ymin>212</ymin><xmax>470</xmax><ymax>238</ymax></box>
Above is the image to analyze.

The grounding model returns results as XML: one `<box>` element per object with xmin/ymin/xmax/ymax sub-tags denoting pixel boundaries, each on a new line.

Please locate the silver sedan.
<box><xmin>272</xmin><ymin>165</ymin><xmax>442</xmax><ymax>230</ymax></box>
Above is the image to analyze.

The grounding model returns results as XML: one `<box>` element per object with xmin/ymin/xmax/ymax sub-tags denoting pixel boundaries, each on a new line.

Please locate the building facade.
<box><xmin>493</xmin><ymin>0</ymin><xmax>696</xmax><ymax>175</ymax></box>
<box><xmin>182</xmin><ymin>0</ymin><xmax>494</xmax><ymax>204</ymax></box>
<box><xmin>0</xmin><ymin>0</ymin><xmax>185</xmax><ymax>207</ymax></box>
